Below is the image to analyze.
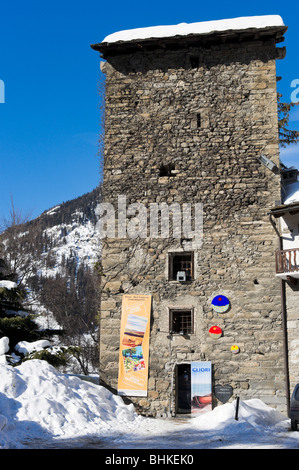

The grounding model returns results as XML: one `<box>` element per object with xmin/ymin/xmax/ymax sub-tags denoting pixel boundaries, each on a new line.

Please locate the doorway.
<box><xmin>176</xmin><ymin>364</ymin><xmax>191</xmax><ymax>413</ymax></box>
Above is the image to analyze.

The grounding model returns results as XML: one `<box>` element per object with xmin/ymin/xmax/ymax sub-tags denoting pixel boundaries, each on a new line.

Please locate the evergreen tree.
<box><xmin>278</xmin><ymin>87</ymin><xmax>299</xmax><ymax>148</ymax></box>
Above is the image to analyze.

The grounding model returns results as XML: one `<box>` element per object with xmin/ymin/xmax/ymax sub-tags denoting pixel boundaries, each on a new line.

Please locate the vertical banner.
<box><xmin>191</xmin><ymin>361</ymin><xmax>212</xmax><ymax>414</ymax></box>
<box><xmin>118</xmin><ymin>294</ymin><xmax>151</xmax><ymax>397</ymax></box>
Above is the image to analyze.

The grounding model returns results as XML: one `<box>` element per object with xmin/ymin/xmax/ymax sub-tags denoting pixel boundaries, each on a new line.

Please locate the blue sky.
<box><xmin>0</xmin><ymin>0</ymin><xmax>298</xmax><ymax>222</ymax></box>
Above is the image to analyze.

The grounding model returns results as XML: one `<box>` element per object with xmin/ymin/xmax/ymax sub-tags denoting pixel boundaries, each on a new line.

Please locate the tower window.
<box><xmin>197</xmin><ymin>113</ymin><xmax>201</xmax><ymax>128</ymax></box>
<box><xmin>159</xmin><ymin>163</ymin><xmax>175</xmax><ymax>177</ymax></box>
<box><xmin>169</xmin><ymin>252</ymin><xmax>194</xmax><ymax>281</ymax></box>
<box><xmin>169</xmin><ymin>309</ymin><xmax>194</xmax><ymax>335</ymax></box>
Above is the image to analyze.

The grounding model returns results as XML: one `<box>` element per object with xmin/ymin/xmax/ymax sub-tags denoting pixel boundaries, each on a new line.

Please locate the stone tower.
<box><xmin>91</xmin><ymin>16</ymin><xmax>289</xmax><ymax>416</ymax></box>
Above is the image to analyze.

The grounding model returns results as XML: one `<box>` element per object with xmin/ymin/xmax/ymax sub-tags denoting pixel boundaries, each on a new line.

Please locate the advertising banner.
<box><xmin>118</xmin><ymin>294</ymin><xmax>151</xmax><ymax>397</ymax></box>
<box><xmin>191</xmin><ymin>361</ymin><xmax>212</xmax><ymax>414</ymax></box>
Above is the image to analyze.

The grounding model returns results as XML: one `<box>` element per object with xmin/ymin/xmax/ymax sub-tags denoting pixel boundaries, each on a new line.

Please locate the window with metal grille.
<box><xmin>169</xmin><ymin>252</ymin><xmax>194</xmax><ymax>281</ymax></box>
<box><xmin>169</xmin><ymin>309</ymin><xmax>194</xmax><ymax>335</ymax></box>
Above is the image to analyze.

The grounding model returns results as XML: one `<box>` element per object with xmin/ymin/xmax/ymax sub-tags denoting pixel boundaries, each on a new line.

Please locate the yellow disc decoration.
<box><xmin>231</xmin><ymin>345</ymin><xmax>240</xmax><ymax>354</ymax></box>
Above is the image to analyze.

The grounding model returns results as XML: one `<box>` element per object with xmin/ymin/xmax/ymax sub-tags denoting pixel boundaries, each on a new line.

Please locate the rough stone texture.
<box><xmin>285</xmin><ymin>282</ymin><xmax>299</xmax><ymax>394</ymax></box>
<box><xmin>98</xmin><ymin>34</ymin><xmax>287</xmax><ymax>415</ymax></box>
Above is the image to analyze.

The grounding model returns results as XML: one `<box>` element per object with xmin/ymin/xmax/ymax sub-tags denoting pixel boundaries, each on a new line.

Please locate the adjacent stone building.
<box><xmin>91</xmin><ymin>15</ymin><xmax>289</xmax><ymax>416</ymax></box>
<box><xmin>269</xmin><ymin>165</ymin><xmax>299</xmax><ymax>414</ymax></box>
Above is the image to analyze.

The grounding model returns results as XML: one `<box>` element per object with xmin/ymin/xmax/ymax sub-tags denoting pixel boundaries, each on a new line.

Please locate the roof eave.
<box><xmin>269</xmin><ymin>201</ymin><xmax>299</xmax><ymax>217</ymax></box>
<box><xmin>91</xmin><ymin>25</ymin><xmax>287</xmax><ymax>58</ymax></box>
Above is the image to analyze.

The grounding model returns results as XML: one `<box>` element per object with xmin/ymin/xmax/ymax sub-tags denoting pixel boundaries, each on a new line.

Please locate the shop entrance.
<box><xmin>176</xmin><ymin>364</ymin><xmax>191</xmax><ymax>413</ymax></box>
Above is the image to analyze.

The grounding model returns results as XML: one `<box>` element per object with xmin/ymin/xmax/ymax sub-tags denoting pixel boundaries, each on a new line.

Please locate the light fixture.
<box><xmin>259</xmin><ymin>155</ymin><xmax>279</xmax><ymax>174</ymax></box>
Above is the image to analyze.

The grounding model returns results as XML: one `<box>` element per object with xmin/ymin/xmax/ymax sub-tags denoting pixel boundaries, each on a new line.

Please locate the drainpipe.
<box><xmin>280</xmin><ymin>275</ymin><xmax>290</xmax><ymax>416</ymax></box>
<box><xmin>269</xmin><ymin>213</ymin><xmax>290</xmax><ymax>416</ymax></box>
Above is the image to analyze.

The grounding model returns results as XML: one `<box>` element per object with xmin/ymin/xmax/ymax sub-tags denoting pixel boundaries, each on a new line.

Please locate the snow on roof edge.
<box><xmin>283</xmin><ymin>181</ymin><xmax>299</xmax><ymax>205</ymax></box>
<box><xmin>102</xmin><ymin>15</ymin><xmax>285</xmax><ymax>45</ymax></box>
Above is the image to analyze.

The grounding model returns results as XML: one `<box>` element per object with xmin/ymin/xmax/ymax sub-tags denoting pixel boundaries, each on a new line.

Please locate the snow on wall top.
<box><xmin>102</xmin><ymin>15</ymin><xmax>285</xmax><ymax>44</ymax></box>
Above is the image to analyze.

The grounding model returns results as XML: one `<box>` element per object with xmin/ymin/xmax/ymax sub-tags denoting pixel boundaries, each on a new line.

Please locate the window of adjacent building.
<box><xmin>168</xmin><ymin>252</ymin><xmax>194</xmax><ymax>281</ymax></box>
<box><xmin>169</xmin><ymin>308</ymin><xmax>194</xmax><ymax>335</ymax></box>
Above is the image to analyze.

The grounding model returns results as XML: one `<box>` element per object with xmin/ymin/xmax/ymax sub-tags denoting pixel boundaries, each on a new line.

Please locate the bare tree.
<box><xmin>1</xmin><ymin>196</ymin><xmax>36</xmax><ymax>289</ymax></box>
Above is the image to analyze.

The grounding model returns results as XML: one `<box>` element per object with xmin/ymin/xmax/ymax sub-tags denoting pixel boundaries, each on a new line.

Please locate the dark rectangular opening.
<box><xmin>169</xmin><ymin>252</ymin><xmax>194</xmax><ymax>281</ymax></box>
<box><xmin>197</xmin><ymin>113</ymin><xmax>201</xmax><ymax>128</ymax></box>
<box><xmin>169</xmin><ymin>308</ymin><xmax>194</xmax><ymax>335</ymax></box>
<box><xmin>176</xmin><ymin>364</ymin><xmax>191</xmax><ymax>413</ymax></box>
<box><xmin>159</xmin><ymin>163</ymin><xmax>175</xmax><ymax>177</ymax></box>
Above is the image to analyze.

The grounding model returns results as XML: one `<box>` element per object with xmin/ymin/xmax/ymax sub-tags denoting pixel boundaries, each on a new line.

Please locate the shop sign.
<box><xmin>214</xmin><ymin>384</ymin><xmax>233</xmax><ymax>403</ymax></box>
<box><xmin>191</xmin><ymin>361</ymin><xmax>212</xmax><ymax>414</ymax></box>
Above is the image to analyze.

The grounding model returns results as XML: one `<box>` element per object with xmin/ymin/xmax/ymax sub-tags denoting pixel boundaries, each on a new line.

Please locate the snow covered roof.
<box><xmin>283</xmin><ymin>181</ymin><xmax>299</xmax><ymax>205</ymax></box>
<box><xmin>102</xmin><ymin>15</ymin><xmax>285</xmax><ymax>44</ymax></box>
<box><xmin>91</xmin><ymin>15</ymin><xmax>287</xmax><ymax>55</ymax></box>
<box><xmin>269</xmin><ymin>179</ymin><xmax>299</xmax><ymax>217</ymax></box>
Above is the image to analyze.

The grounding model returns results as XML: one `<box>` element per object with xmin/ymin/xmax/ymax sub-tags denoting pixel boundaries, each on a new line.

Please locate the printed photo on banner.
<box><xmin>122</xmin><ymin>346</ymin><xmax>146</xmax><ymax>374</ymax></box>
<box><xmin>122</xmin><ymin>314</ymin><xmax>148</xmax><ymax>348</ymax></box>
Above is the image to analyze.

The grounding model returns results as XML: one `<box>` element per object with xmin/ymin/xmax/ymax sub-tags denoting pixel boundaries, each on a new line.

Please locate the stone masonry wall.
<box><xmin>99</xmin><ymin>37</ymin><xmax>286</xmax><ymax>416</ymax></box>
<box><xmin>285</xmin><ymin>282</ymin><xmax>299</xmax><ymax>394</ymax></box>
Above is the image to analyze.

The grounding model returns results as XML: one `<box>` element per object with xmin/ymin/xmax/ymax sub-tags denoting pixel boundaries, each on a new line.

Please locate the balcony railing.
<box><xmin>275</xmin><ymin>248</ymin><xmax>299</xmax><ymax>274</ymax></box>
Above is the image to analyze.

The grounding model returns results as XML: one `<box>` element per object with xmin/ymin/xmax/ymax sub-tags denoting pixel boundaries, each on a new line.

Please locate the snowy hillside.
<box><xmin>37</xmin><ymin>211</ymin><xmax>100</xmax><ymax>278</ymax></box>
<box><xmin>26</xmin><ymin>187</ymin><xmax>101</xmax><ymax>279</ymax></box>
<box><xmin>1</xmin><ymin>187</ymin><xmax>101</xmax><ymax>285</ymax></box>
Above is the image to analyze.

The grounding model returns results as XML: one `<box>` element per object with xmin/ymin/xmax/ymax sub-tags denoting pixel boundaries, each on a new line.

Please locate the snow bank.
<box><xmin>0</xmin><ymin>337</ymin><xmax>9</xmax><ymax>356</ymax></box>
<box><xmin>192</xmin><ymin>397</ymin><xmax>284</xmax><ymax>431</ymax></box>
<box><xmin>102</xmin><ymin>15</ymin><xmax>284</xmax><ymax>44</ymax></box>
<box><xmin>0</xmin><ymin>359</ymin><xmax>295</xmax><ymax>449</ymax></box>
<box><xmin>0</xmin><ymin>281</ymin><xmax>17</xmax><ymax>290</ymax></box>
<box><xmin>15</xmin><ymin>340</ymin><xmax>51</xmax><ymax>355</ymax></box>
<box><xmin>0</xmin><ymin>359</ymin><xmax>140</xmax><ymax>448</ymax></box>
<box><xmin>0</xmin><ymin>337</ymin><xmax>9</xmax><ymax>364</ymax></box>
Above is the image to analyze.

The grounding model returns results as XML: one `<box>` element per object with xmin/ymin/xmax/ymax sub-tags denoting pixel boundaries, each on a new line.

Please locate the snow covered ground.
<box><xmin>0</xmin><ymin>360</ymin><xmax>298</xmax><ymax>450</ymax></box>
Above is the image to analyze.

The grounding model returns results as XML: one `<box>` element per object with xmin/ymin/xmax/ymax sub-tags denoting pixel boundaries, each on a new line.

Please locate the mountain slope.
<box><xmin>1</xmin><ymin>186</ymin><xmax>101</xmax><ymax>374</ymax></box>
<box><xmin>22</xmin><ymin>186</ymin><xmax>101</xmax><ymax>279</ymax></box>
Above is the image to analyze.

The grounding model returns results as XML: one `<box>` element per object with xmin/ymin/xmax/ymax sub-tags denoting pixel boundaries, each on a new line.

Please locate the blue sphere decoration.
<box><xmin>211</xmin><ymin>295</ymin><xmax>230</xmax><ymax>313</ymax></box>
